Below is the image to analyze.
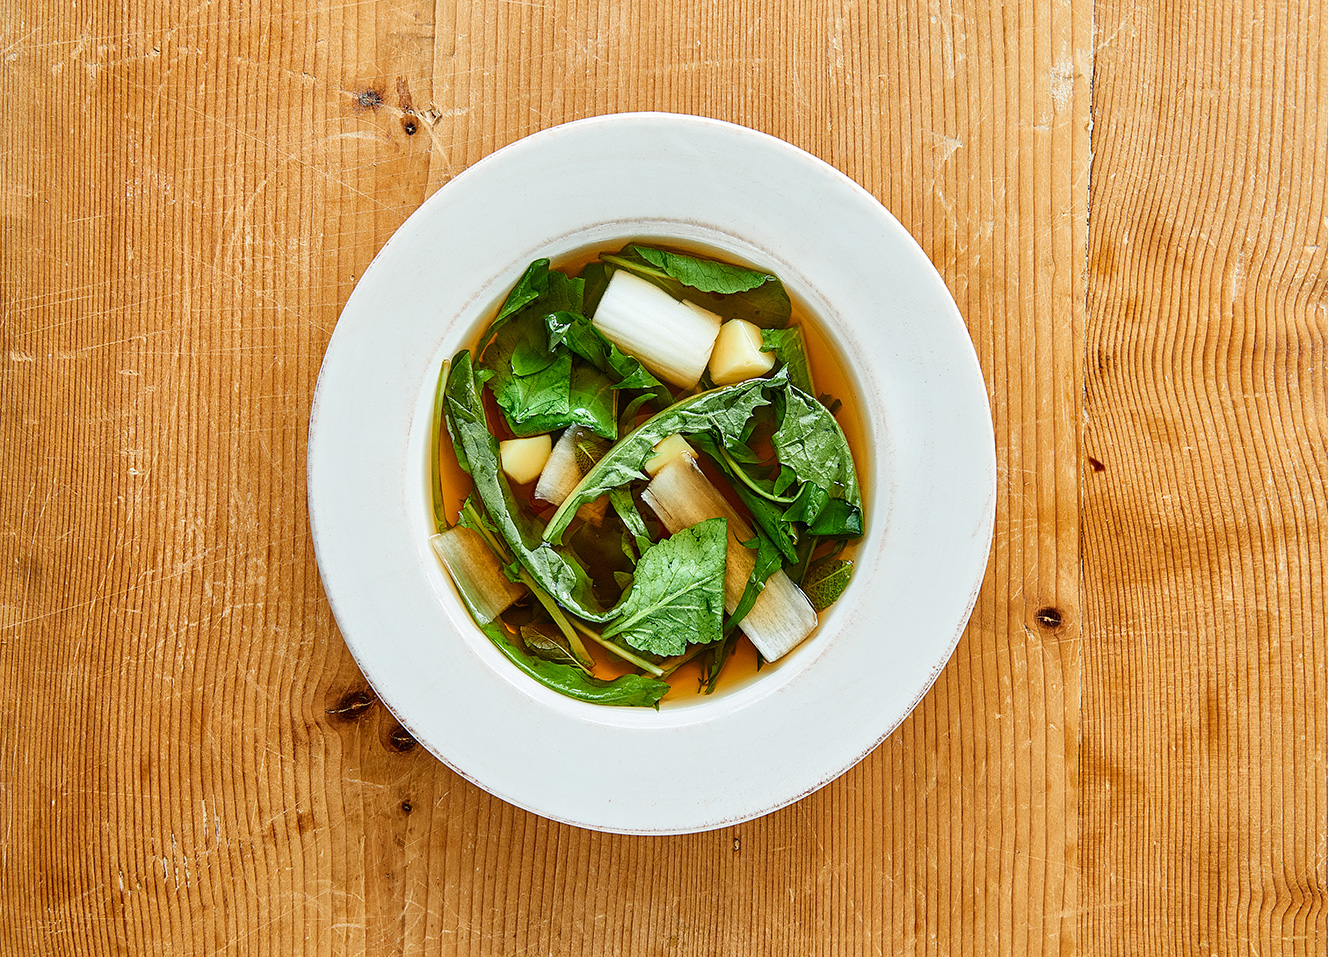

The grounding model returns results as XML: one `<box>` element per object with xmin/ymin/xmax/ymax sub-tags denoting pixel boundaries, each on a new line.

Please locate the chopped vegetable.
<box><xmin>499</xmin><ymin>434</ymin><xmax>552</xmax><ymax>485</ymax></box>
<box><xmin>535</xmin><ymin>427</ymin><xmax>587</xmax><ymax>505</ymax></box>
<box><xmin>534</xmin><ymin>426</ymin><xmax>610</xmax><ymax>525</ymax></box>
<box><xmin>644</xmin><ymin>433</ymin><xmax>696</xmax><ymax>476</ymax></box>
<box><xmin>592</xmin><ymin>270</ymin><xmax>721</xmax><ymax>389</ymax></box>
<box><xmin>429</xmin><ymin>527</ymin><xmax>526</xmax><ymax>624</ymax></box>
<box><xmin>709</xmin><ymin>318</ymin><xmax>777</xmax><ymax>385</ymax></box>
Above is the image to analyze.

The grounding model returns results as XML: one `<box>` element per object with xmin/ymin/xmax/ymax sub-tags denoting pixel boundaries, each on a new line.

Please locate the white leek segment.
<box><xmin>499</xmin><ymin>434</ymin><xmax>552</xmax><ymax>485</ymax></box>
<box><xmin>534</xmin><ymin>427</ymin><xmax>584</xmax><ymax>505</ymax></box>
<box><xmin>708</xmin><ymin>318</ymin><xmax>777</xmax><ymax>385</ymax></box>
<box><xmin>641</xmin><ymin>456</ymin><xmax>818</xmax><ymax>661</ymax></box>
<box><xmin>534</xmin><ymin>426</ymin><xmax>608</xmax><ymax>524</ymax></box>
<box><xmin>643</xmin><ymin>433</ymin><xmax>696</xmax><ymax>477</ymax></box>
<box><xmin>430</xmin><ymin>526</ymin><xmax>526</xmax><ymax>624</ymax></box>
<box><xmin>592</xmin><ymin>270</ymin><xmax>721</xmax><ymax>390</ymax></box>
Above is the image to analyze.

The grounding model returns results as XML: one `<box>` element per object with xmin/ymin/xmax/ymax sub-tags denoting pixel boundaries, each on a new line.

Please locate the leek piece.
<box><xmin>430</xmin><ymin>527</ymin><xmax>526</xmax><ymax>624</ymax></box>
<box><xmin>534</xmin><ymin>426</ymin><xmax>610</xmax><ymax>524</ymax></box>
<box><xmin>641</xmin><ymin>457</ymin><xmax>818</xmax><ymax>662</ymax></box>
<box><xmin>592</xmin><ymin>270</ymin><xmax>721</xmax><ymax>390</ymax></box>
<box><xmin>534</xmin><ymin>427</ymin><xmax>585</xmax><ymax>505</ymax></box>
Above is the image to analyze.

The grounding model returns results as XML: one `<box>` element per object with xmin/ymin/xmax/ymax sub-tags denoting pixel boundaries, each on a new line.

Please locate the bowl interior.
<box><xmin>405</xmin><ymin>224</ymin><xmax>880</xmax><ymax>718</ymax></box>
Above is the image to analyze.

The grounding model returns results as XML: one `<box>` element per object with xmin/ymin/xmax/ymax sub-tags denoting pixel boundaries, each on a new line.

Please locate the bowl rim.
<box><xmin>307</xmin><ymin>112</ymin><xmax>996</xmax><ymax>833</ymax></box>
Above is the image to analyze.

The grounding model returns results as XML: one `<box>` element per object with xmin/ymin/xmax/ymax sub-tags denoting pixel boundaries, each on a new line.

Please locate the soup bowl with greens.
<box><xmin>308</xmin><ymin>113</ymin><xmax>995</xmax><ymax>833</ymax></box>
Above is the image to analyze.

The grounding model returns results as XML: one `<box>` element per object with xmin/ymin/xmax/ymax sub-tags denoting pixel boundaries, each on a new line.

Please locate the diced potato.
<box><xmin>499</xmin><ymin>434</ymin><xmax>552</xmax><ymax>485</ymax></box>
<box><xmin>708</xmin><ymin>318</ymin><xmax>776</xmax><ymax>385</ymax></box>
<box><xmin>644</xmin><ymin>433</ymin><xmax>696</xmax><ymax>476</ymax></box>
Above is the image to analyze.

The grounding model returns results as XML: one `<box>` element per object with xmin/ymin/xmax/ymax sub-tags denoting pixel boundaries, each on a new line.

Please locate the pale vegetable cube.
<box><xmin>708</xmin><ymin>318</ymin><xmax>776</xmax><ymax>385</ymax></box>
<box><xmin>592</xmin><ymin>271</ymin><xmax>721</xmax><ymax>390</ymax></box>
<box><xmin>499</xmin><ymin>434</ymin><xmax>552</xmax><ymax>485</ymax></box>
<box><xmin>644</xmin><ymin>434</ymin><xmax>696</xmax><ymax>476</ymax></box>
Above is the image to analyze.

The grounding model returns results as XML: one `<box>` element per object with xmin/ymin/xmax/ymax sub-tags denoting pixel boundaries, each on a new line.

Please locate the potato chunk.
<box><xmin>708</xmin><ymin>318</ymin><xmax>776</xmax><ymax>385</ymax></box>
<box><xmin>644</xmin><ymin>433</ymin><xmax>697</xmax><ymax>476</ymax></box>
<box><xmin>499</xmin><ymin>434</ymin><xmax>552</xmax><ymax>485</ymax></box>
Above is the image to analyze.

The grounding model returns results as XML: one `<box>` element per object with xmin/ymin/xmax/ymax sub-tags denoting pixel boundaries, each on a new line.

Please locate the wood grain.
<box><xmin>2</xmin><ymin>0</ymin><xmax>1093</xmax><ymax>953</ymax></box>
<box><xmin>1082</xmin><ymin>0</ymin><xmax>1328</xmax><ymax>953</ymax></box>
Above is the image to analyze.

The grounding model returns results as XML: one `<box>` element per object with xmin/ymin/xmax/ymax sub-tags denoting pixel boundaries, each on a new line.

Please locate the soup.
<box><xmin>429</xmin><ymin>241</ymin><xmax>864</xmax><ymax>707</ymax></box>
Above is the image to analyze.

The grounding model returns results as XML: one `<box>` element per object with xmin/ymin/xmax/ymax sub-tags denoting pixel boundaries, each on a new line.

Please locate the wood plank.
<box><xmin>1081</xmin><ymin>0</ymin><xmax>1328</xmax><ymax>952</ymax></box>
<box><xmin>1</xmin><ymin>0</ymin><xmax>1091</xmax><ymax>952</ymax></box>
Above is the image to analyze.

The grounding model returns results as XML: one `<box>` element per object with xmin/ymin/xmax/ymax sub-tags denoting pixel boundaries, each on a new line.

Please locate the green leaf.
<box><xmin>634</xmin><ymin>246</ymin><xmax>777</xmax><ymax>295</ymax></box>
<box><xmin>772</xmin><ymin>385</ymin><xmax>862</xmax><ymax>507</ymax></box>
<box><xmin>479</xmin><ymin>617</ymin><xmax>668</xmax><ymax>707</ymax></box>
<box><xmin>701</xmin><ymin>632</ymin><xmax>740</xmax><ymax>695</ymax></box>
<box><xmin>725</xmin><ymin>532</ymin><xmax>784</xmax><ymax>632</ymax></box>
<box><xmin>801</xmin><ymin>558</ymin><xmax>853</xmax><ymax>611</ymax></box>
<box><xmin>495</xmin><ymin>354</ymin><xmax>573</xmax><ymax>425</ymax></box>
<box><xmin>495</xmin><ymin>259</ymin><xmax>550</xmax><ymax>323</ymax></box>
<box><xmin>482</xmin><ymin>308</ymin><xmax>619</xmax><ymax>439</ymax></box>
<box><xmin>545</xmin><ymin>311</ymin><xmax>669</xmax><ymax>398</ymax></box>
<box><xmin>520</xmin><ymin>624</ymin><xmax>588</xmax><ymax>671</ymax></box>
<box><xmin>760</xmin><ymin>325</ymin><xmax>816</xmax><ymax>395</ymax></box>
<box><xmin>543</xmin><ymin>372</ymin><xmax>784</xmax><ymax>543</ymax></box>
<box><xmin>609</xmin><ymin>487</ymin><xmax>654</xmax><ymax>555</ymax></box>
<box><xmin>602</xmin><ymin>245</ymin><xmax>792</xmax><ymax>328</ymax></box>
<box><xmin>580</xmin><ymin>260</ymin><xmax>611</xmax><ymax>315</ymax></box>
<box><xmin>444</xmin><ymin>351</ymin><xmax>610</xmax><ymax>621</ymax></box>
<box><xmin>601</xmin><ymin>517</ymin><xmax>728</xmax><ymax>656</ymax></box>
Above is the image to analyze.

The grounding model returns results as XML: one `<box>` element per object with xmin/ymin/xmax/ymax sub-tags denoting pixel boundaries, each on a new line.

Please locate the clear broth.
<box><xmin>436</xmin><ymin>240</ymin><xmax>866</xmax><ymax>701</ymax></box>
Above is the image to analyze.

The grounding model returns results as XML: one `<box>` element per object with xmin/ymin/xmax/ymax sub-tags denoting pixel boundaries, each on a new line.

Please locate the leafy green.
<box><xmin>771</xmin><ymin>385</ymin><xmax>862</xmax><ymax>533</ymax></box>
<box><xmin>634</xmin><ymin>246</ymin><xmax>777</xmax><ymax>295</ymax></box>
<box><xmin>479</xmin><ymin>616</ymin><xmax>668</xmax><ymax>707</ymax></box>
<box><xmin>494</xmin><ymin>259</ymin><xmax>550</xmax><ymax>322</ymax></box>
<box><xmin>430</xmin><ymin>359</ymin><xmax>451</xmax><ymax>532</ymax></box>
<box><xmin>760</xmin><ymin>326</ymin><xmax>816</xmax><ymax>395</ymax></box>
<box><xmin>481</xmin><ymin>309</ymin><xmax>618</xmax><ymax>439</ymax></box>
<box><xmin>801</xmin><ymin>558</ymin><xmax>853</xmax><ymax>611</ymax></box>
<box><xmin>445</xmin><ymin>350</ymin><xmax>611</xmax><ymax>621</ymax></box>
<box><xmin>520</xmin><ymin>624</ymin><xmax>588</xmax><ymax>671</ymax></box>
<box><xmin>609</xmin><ymin>487</ymin><xmax>654</xmax><ymax>555</ymax></box>
<box><xmin>542</xmin><ymin>371</ymin><xmax>784</xmax><ymax>543</ymax></box>
<box><xmin>545</xmin><ymin>311</ymin><xmax>670</xmax><ymax>399</ymax></box>
<box><xmin>579</xmin><ymin>261</ymin><xmax>611</xmax><ymax>315</ymax></box>
<box><xmin>701</xmin><ymin>633</ymin><xmax>741</xmax><ymax>695</ymax></box>
<box><xmin>602</xmin><ymin>518</ymin><xmax>728</xmax><ymax>656</ymax></box>
<box><xmin>726</xmin><ymin>533</ymin><xmax>784</xmax><ymax>632</ymax></box>
<box><xmin>601</xmin><ymin>245</ymin><xmax>792</xmax><ymax>328</ymax></box>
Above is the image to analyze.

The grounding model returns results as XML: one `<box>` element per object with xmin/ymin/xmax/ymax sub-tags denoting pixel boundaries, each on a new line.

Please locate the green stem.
<box><xmin>461</xmin><ymin>501</ymin><xmax>594</xmax><ymax>670</ymax></box>
<box><xmin>568</xmin><ymin>619</ymin><xmax>666</xmax><ymax>677</ymax></box>
<box><xmin>716</xmin><ymin>444</ymin><xmax>797</xmax><ymax>505</ymax></box>
<box><xmin>658</xmin><ymin>643</ymin><xmax>708</xmax><ymax>679</ymax></box>
<box><xmin>430</xmin><ymin>359</ymin><xmax>451</xmax><ymax>533</ymax></box>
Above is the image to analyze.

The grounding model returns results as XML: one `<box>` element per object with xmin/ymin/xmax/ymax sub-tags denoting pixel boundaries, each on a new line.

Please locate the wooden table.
<box><xmin>3</xmin><ymin>0</ymin><xmax>1325</xmax><ymax>952</ymax></box>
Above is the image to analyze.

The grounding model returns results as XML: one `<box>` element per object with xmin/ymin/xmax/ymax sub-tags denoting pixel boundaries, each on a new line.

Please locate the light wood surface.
<box><xmin>0</xmin><ymin>0</ymin><xmax>1321</xmax><ymax>954</ymax></box>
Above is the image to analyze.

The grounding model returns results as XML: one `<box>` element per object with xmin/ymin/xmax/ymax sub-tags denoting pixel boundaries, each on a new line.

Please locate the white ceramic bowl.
<box><xmin>308</xmin><ymin>113</ymin><xmax>995</xmax><ymax>834</ymax></box>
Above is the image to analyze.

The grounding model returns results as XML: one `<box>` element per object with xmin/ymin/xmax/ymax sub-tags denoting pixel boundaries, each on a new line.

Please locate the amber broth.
<box><xmin>434</xmin><ymin>241</ymin><xmax>866</xmax><ymax>701</ymax></box>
